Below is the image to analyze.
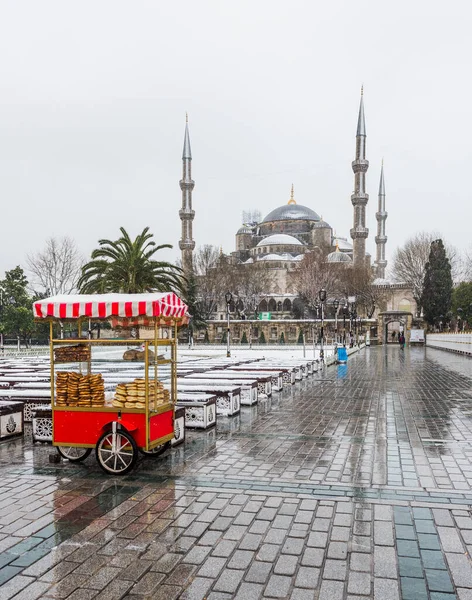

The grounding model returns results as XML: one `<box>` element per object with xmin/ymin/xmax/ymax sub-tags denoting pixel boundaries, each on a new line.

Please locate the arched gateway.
<box><xmin>378</xmin><ymin>311</ymin><xmax>413</xmax><ymax>345</ymax></box>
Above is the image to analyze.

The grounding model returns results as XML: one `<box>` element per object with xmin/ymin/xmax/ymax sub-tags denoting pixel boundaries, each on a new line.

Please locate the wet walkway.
<box><xmin>1</xmin><ymin>347</ymin><xmax>472</xmax><ymax>598</ymax></box>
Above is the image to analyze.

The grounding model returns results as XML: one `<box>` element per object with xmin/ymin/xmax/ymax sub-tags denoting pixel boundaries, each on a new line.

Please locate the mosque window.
<box><xmin>270</xmin><ymin>327</ymin><xmax>278</xmax><ymax>339</ymax></box>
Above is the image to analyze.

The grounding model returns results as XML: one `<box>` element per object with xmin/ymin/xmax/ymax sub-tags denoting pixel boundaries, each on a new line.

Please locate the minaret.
<box><xmin>350</xmin><ymin>87</ymin><xmax>369</xmax><ymax>268</ymax></box>
<box><xmin>179</xmin><ymin>114</ymin><xmax>195</xmax><ymax>274</ymax></box>
<box><xmin>375</xmin><ymin>161</ymin><xmax>388</xmax><ymax>278</ymax></box>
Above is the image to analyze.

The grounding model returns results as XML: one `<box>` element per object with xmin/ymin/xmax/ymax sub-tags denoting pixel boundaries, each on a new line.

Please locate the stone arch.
<box><xmin>259</xmin><ymin>299</ymin><xmax>268</xmax><ymax>312</ymax></box>
<box><xmin>283</xmin><ymin>298</ymin><xmax>292</xmax><ymax>312</ymax></box>
<box><xmin>268</xmin><ymin>298</ymin><xmax>277</xmax><ymax>312</ymax></box>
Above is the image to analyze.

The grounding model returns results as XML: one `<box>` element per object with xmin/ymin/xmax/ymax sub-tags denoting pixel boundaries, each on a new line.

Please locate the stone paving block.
<box><xmin>234</xmin><ymin>582</ymin><xmax>265</xmax><ymax>599</ymax></box>
<box><xmin>327</xmin><ymin>541</ymin><xmax>348</xmax><ymax>559</ymax></box>
<box><xmin>94</xmin><ymin>579</ymin><xmax>133</xmax><ymax>600</ymax></box>
<box><xmin>289</xmin><ymin>589</ymin><xmax>316</xmax><ymax>600</ymax></box>
<box><xmin>374</xmin><ymin>521</ymin><xmax>394</xmax><ymax>546</ymax></box>
<box><xmin>282</xmin><ymin>537</ymin><xmax>304</xmax><ymax>555</ymax></box>
<box><xmin>446</xmin><ymin>553</ymin><xmax>472</xmax><ymax>588</ymax></box>
<box><xmin>401</xmin><ymin>576</ymin><xmax>428</xmax><ymax>599</ymax></box>
<box><xmin>374</xmin><ymin>577</ymin><xmax>400</xmax><ymax>600</ymax></box>
<box><xmin>182</xmin><ymin>545</ymin><xmax>212</xmax><ymax>564</ymax></box>
<box><xmin>425</xmin><ymin>569</ymin><xmax>454</xmax><ymax>593</ymax></box>
<box><xmin>245</xmin><ymin>560</ymin><xmax>272</xmax><ymax>584</ymax></box>
<box><xmin>238</xmin><ymin>533</ymin><xmax>262</xmax><ymax>551</ymax></box>
<box><xmin>85</xmin><ymin>566</ymin><xmax>122</xmax><ymax>591</ymax></box>
<box><xmin>213</xmin><ymin>568</ymin><xmax>244</xmax><ymax>594</ymax></box>
<box><xmin>274</xmin><ymin>554</ymin><xmax>298</xmax><ymax>575</ymax></box>
<box><xmin>307</xmin><ymin>531</ymin><xmax>328</xmax><ymax>548</ymax></box>
<box><xmin>208</xmin><ymin>538</ymin><xmax>235</xmax><ymax>560</ymax></box>
<box><xmin>433</xmin><ymin>509</ymin><xmax>455</xmax><ymax>527</ymax></box>
<box><xmin>374</xmin><ymin>546</ymin><xmax>397</xmax><ymax>579</ymax></box>
<box><xmin>350</xmin><ymin>552</ymin><xmax>371</xmax><ymax>572</ymax></box>
<box><xmin>437</xmin><ymin>526</ymin><xmax>464</xmax><ymax>553</ymax></box>
<box><xmin>179</xmin><ymin>577</ymin><xmax>212</xmax><ymax>600</ymax></box>
<box><xmin>264</xmin><ymin>574</ymin><xmax>293</xmax><ymax>598</ymax></box>
<box><xmin>58</xmin><ymin>590</ymin><xmax>98</xmax><ymax>600</ymax></box>
<box><xmin>397</xmin><ymin>539</ymin><xmax>420</xmax><ymax>558</ymax></box>
<box><xmin>295</xmin><ymin>565</ymin><xmax>320</xmax><ymax>589</ymax></box>
<box><xmin>228</xmin><ymin>550</ymin><xmax>254</xmax><ymax>570</ymax></box>
<box><xmin>197</xmin><ymin>556</ymin><xmax>226</xmax><ymax>578</ymax></box>
<box><xmin>323</xmin><ymin>559</ymin><xmax>347</xmax><ymax>581</ymax></box>
<box><xmin>375</xmin><ymin>505</ymin><xmax>393</xmax><ymax>521</ymax></box>
<box><xmin>319</xmin><ymin>579</ymin><xmax>344</xmax><ymax>600</ymax></box>
<box><xmin>348</xmin><ymin>570</ymin><xmax>371</xmax><ymax>595</ymax></box>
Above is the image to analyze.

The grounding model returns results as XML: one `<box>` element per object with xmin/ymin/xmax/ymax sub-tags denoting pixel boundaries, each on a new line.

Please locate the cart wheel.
<box><xmin>96</xmin><ymin>429</ymin><xmax>137</xmax><ymax>475</ymax></box>
<box><xmin>57</xmin><ymin>447</ymin><xmax>92</xmax><ymax>462</ymax></box>
<box><xmin>139</xmin><ymin>441</ymin><xmax>170</xmax><ymax>457</ymax></box>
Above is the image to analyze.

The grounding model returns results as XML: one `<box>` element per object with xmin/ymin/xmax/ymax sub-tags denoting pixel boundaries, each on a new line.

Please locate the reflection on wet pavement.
<box><xmin>1</xmin><ymin>346</ymin><xmax>472</xmax><ymax>597</ymax></box>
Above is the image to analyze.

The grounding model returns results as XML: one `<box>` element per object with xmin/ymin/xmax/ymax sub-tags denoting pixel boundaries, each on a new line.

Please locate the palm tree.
<box><xmin>78</xmin><ymin>227</ymin><xmax>184</xmax><ymax>294</ymax></box>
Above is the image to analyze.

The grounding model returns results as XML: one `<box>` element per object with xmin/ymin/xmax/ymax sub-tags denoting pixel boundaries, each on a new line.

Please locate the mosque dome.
<box><xmin>256</xmin><ymin>234</ymin><xmax>303</xmax><ymax>247</ymax></box>
<box><xmin>327</xmin><ymin>242</ymin><xmax>352</xmax><ymax>264</ymax></box>
<box><xmin>262</xmin><ymin>184</ymin><xmax>320</xmax><ymax>224</ymax></box>
<box><xmin>312</xmin><ymin>218</ymin><xmax>331</xmax><ymax>229</ymax></box>
<box><xmin>262</xmin><ymin>204</ymin><xmax>320</xmax><ymax>224</ymax></box>
<box><xmin>237</xmin><ymin>225</ymin><xmax>253</xmax><ymax>235</ymax></box>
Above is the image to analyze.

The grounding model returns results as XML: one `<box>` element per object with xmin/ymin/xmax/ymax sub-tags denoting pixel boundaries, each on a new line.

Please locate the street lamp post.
<box><xmin>318</xmin><ymin>288</ymin><xmax>327</xmax><ymax>362</ymax></box>
<box><xmin>342</xmin><ymin>300</ymin><xmax>347</xmax><ymax>346</ymax></box>
<box><xmin>225</xmin><ymin>292</ymin><xmax>232</xmax><ymax>358</ymax></box>
<box><xmin>333</xmin><ymin>299</ymin><xmax>340</xmax><ymax>346</ymax></box>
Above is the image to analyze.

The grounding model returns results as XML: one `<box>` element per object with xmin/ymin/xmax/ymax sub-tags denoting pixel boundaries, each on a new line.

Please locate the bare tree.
<box><xmin>27</xmin><ymin>237</ymin><xmax>84</xmax><ymax>296</ymax></box>
<box><xmin>392</xmin><ymin>231</ymin><xmax>461</xmax><ymax>314</ymax></box>
<box><xmin>293</xmin><ymin>249</ymin><xmax>341</xmax><ymax>314</ymax></box>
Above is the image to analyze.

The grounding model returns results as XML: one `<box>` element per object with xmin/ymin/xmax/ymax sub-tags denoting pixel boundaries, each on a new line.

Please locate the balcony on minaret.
<box><xmin>351</xmin><ymin>159</ymin><xmax>369</xmax><ymax>173</ymax></box>
<box><xmin>179</xmin><ymin>209</ymin><xmax>195</xmax><ymax>220</ymax></box>
<box><xmin>351</xmin><ymin>192</ymin><xmax>369</xmax><ymax>205</ymax></box>
<box><xmin>375</xmin><ymin>235</ymin><xmax>388</xmax><ymax>244</ymax></box>
<box><xmin>179</xmin><ymin>240</ymin><xmax>196</xmax><ymax>250</ymax></box>
<box><xmin>180</xmin><ymin>178</ymin><xmax>195</xmax><ymax>190</ymax></box>
<box><xmin>375</xmin><ymin>211</ymin><xmax>388</xmax><ymax>219</ymax></box>
<box><xmin>350</xmin><ymin>226</ymin><xmax>369</xmax><ymax>239</ymax></box>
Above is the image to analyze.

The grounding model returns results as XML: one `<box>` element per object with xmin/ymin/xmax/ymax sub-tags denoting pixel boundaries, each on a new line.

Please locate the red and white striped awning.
<box><xmin>33</xmin><ymin>293</ymin><xmax>189</xmax><ymax>321</ymax></box>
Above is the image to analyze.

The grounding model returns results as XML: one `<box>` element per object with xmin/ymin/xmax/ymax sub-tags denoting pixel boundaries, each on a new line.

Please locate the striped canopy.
<box><xmin>33</xmin><ymin>292</ymin><xmax>189</xmax><ymax>322</ymax></box>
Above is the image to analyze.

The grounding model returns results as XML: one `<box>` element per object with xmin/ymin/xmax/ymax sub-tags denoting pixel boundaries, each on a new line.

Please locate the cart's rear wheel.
<box><xmin>96</xmin><ymin>429</ymin><xmax>137</xmax><ymax>475</ymax></box>
<box><xmin>139</xmin><ymin>440</ymin><xmax>171</xmax><ymax>457</ymax></box>
<box><xmin>57</xmin><ymin>446</ymin><xmax>92</xmax><ymax>462</ymax></box>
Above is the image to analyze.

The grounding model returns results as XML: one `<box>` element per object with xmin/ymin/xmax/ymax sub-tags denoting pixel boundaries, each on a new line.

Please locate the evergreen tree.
<box><xmin>259</xmin><ymin>331</ymin><xmax>266</xmax><ymax>344</ymax></box>
<box><xmin>241</xmin><ymin>331</ymin><xmax>248</xmax><ymax>344</ymax></box>
<box><xmin>203</xmin><ymin>330</ymin><xmax>210</xmax><ymax>344</ymax></box>
<box><xmin>422</xmin><ymin>239</ymin><xmax>453</xmax><ymax>326</ymax></box>
<box><xmin>279</xmin><ymin>332</ymin><xmax>285</xmax><ymax>344</ymax></box>
<box><xmin>221</xmin><ymin>331</ymin><xmax>227</xmax><ymax>344</ymax></box>
<box><xmin>297</xmin><ymin>329</ymin><xmax>304</xmax><ymax>344</ymax></box>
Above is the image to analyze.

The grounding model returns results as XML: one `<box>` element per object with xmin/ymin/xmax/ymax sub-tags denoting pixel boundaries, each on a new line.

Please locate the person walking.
<box><xmin>398</xmin><ymin>332</ymin><xmax>405</xmax><ymax>350</ymax></box>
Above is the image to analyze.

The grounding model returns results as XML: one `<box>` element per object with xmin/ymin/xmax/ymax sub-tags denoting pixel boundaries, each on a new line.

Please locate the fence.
<box><xmin>426</xmin><ymin>333</ymin><xmax>472</xmax><ymax>356</ymax></box>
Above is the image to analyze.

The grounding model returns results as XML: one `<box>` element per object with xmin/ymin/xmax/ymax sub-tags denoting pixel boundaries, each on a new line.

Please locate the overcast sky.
<box><xmin>0</xmin><ymin>0</ymin><xmax>470</xmax><ymax>281</ymax></box>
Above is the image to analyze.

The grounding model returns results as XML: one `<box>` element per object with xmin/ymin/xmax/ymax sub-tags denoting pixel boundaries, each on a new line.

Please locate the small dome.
<box><xmin>237</xmin><ymin>225</ymin><xmax>252</xmax><ymax>235</ymax></box>
<box><xmin>262</xmin><ymin>204</ymin><xmax>321</xmax><ymax>223</ymax></box>
<box><xmin>259</xmin><ymin>253</ymin><xmax>284</xmax><ymax>262</ymax></box>
<box><xmin>256</xmin><ymin>234</ymin><xmax>303</xmax><ymax>247</ymax></box>
<box><xmin>312</xmin><ymin>219</ymin><xmax>331</xmax><ymax>229</ymax></box>
<box><xmin>327</xmin><ymin>243</ymin><xmax>352</xmax><ymax>263</ymax></box>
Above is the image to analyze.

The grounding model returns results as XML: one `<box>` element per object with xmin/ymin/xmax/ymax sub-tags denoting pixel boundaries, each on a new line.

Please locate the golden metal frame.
<box><xmin>49</xmin><ymin>318</ymin><xmax>179</xmax><ymax>452</ymax></box>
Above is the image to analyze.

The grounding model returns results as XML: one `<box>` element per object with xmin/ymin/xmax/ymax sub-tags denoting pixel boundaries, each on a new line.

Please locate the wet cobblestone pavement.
<box><xmin>2</xmin><ymin>347</ymin><xmax>472</xmax><ymax>598</ymax></box>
